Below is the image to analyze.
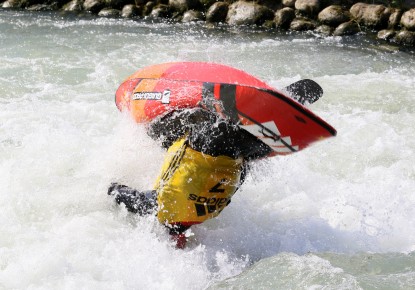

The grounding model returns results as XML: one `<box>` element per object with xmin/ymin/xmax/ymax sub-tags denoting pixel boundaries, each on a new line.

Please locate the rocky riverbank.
<box><xmin>2</xmin><ymin>0</ymin><xmax>415</xmax><ymax>48</ymax></box>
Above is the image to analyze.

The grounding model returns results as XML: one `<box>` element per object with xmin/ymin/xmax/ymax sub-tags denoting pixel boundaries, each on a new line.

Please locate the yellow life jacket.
<box><xmin>154</xmin><ymin>138</ymin><xmax>243</xmax><ymax>226</ymax></box>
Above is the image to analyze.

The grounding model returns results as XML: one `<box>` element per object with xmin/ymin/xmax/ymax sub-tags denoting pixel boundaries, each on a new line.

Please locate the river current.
<box><xmin>1</xmin><ymin>10</ymin><xmax>415</xmax><ymax>290</ymax></box>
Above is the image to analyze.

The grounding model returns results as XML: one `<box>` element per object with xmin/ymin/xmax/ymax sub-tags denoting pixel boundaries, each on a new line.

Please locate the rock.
<box><xmin>375</xmin><ymin>44</ymin><xmax>400</xmax><ymax>52</ymax></box>
<box><xmin>143</xmin><ymin>1</ymin><xmax>155</xmax><ymax>15</ymax></box>
<box><xmin>318</xmin><ymin>5</ymin><xmax>351</xmax><ymax>27</ymax></box>
<box><xmin>11</xmin><ymin>0</ymin><xmax>60</xmax><ymax>9</ymax></box>
<box><xmin>1</xmin><ymin>0</ymin><xmax>10</xmax><ymax>7</ymax></box>
<box><xmin>333</xmin><ymin>21</ymin><xmax>360</xmax><ymax>36</ymax></box>
<box><xmin>182</xmin><ymin>9</ymin><xmax>204</xmax><ymax>22</ymax></box>
<box><xmin>226</xmin><ymin>1</ymin><xmax>274</xmax><ymax>26</ymax></box>
<box><xmin>377</xmin><ymin>29</ymin><xmax>396</xmax><ymax>40</ymax></box>
<box><xmin>295</xmin><ymin>0</ymin><xmax>320</xmax><ymax>17</ymax></box>
<box><xmin>262</xmin><ymin>19</ymin><xmax>275</xmax><ymax>28</ymax></box>
<box><xmin>350</xmin><ymin>3</ymin><xmax>392</xmax><ymax>29</ymax></box>
<box><xmin>27</xmin><ymin>3</ymin><xmax>58</xmax><ymax>10</ymax></box>
<box><xmin>169</xmin><ymin>0</ymin><xmax>201</xmax><ymax>13</ymax></box>
<box><xmin>83</xmin><ymin>0</ymin><xmax>105</xmax><ymax>13</ymax></box>
<box><xmin>274</xmin><ymin>7</ymin><xmax>295</xmax><ymax>29</ymax></box>
<box><xmin>400</xmin><ymin>8</ymin><xmax>415</xmax><ymax>31</ymax></box>
<box><xmin>388</xmin><ymin>9</ymin><xmax>402</xmax><ymax>29</ymax></box>
<box><xmin>290</xmin><ymin>17</ymin><xmax>317</xmax><ymax>31</ymax></box>
<box><xmin>282</xmin><ymin>0</ymin><xmax>295</xmax><ymax>8</ymax></box>
<box><xmin>2</xmin><ymin>0</ymin><xmax>29</xmax><ymax>8</ymax></box>
<box><xmin>206</xmin><ymin>1</ymin><xmax>228</xmax><ymax>23</ymax></box>
<box><xmin>315</xmin><ymin>24</ymin><xmax>334</xmax><ymax>36</ymax></box>
<box><xmin>98</xmin><ymin>8</ymin><xmax>120</xmax><ymax>16</ymax></box>
<box><xmin>121</xmin><ymin>4</ymin><xmax>141</xmax><ymax>17</ymax></box>
<box><xmin>393</xmin><ymin>30</ymin><xmax>415</xmax><ymax>46</ymax></box>
<box><xmin>150</xmin><ymin>4</ymin><xmax>171</xmax><ymax>18</ymax></box>
<box><xmin>63</xmin><ymin>0</ymin><xmax>83</xmax><ymax>11</ymax></box>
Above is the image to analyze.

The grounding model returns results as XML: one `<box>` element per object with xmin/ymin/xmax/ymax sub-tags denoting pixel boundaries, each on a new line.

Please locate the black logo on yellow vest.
<box><xmin>188</xmin><ymin>194</ymin><xmax>230</xmax><ymax>217</ymax></box>
<box><xmin>209</xmin><ymin>180</ymin><xmax>226</xmax><ymax>193</ymax></box>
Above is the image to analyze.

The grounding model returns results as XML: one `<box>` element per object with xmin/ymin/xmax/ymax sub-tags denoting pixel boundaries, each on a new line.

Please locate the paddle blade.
<box><xmin>284</xmin><ymin>79</ymin><xmax>323</xmax><ymax>105</ymax></box>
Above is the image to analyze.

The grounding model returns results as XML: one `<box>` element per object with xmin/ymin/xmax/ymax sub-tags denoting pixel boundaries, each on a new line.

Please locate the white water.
<box><xmin>1</xmin><ymin>10</ymin><xmax>415</xmax><ymax>289</ymax></box>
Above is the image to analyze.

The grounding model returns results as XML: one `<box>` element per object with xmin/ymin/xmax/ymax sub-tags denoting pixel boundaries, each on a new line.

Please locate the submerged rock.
<box><xmin>182</xmin><ymin>9</ymin><xmax>204</xmax><ymax>22</ymax></box>
<box><xmin>394</xmin><ymin>30</ymin><xmax>415</xmax><ymax>45</ymax></box>
<box><xmin>377</xmin><ymin>29</ymin><xmax>396</xmax><ymax>40</ymax></box>
<box><xmin>98</xmin><ymin>7</ymin><xmax>120</xmax><ymax>16</ymax></box>
<box><xmin>315</xmin><ymin>24</ymin><xmax>334</xmax><ymax>36</ymax></box>
<box><xmin>290</xmin><ymin>17</ymin><xmax>317</xmax><ymax>31</ymax></box>
<box><xmin>333</xmin><ymin>21</ymin><xmax>360</xmax><ymax>36</ymax></box>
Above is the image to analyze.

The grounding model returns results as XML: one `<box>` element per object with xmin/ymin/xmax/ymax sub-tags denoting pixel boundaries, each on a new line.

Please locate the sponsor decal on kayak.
<box><xmin>133</xmin><ymin>89</ymin><xmax>170</xmax><ymax>104</ymax></box>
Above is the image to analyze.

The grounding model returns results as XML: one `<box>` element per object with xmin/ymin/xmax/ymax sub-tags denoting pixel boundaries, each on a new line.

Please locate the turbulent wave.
<box><xmin>208</xmin><ymin>252</ymin><xmax>415</xmax><ymax>289</ymax></box>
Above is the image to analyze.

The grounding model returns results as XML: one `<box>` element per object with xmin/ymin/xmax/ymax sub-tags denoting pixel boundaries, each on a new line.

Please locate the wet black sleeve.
<box><xmin>187</xmin><ymin>112</ymin><xmax>272</xmax><ymax>160</ymax></box>
<box><xmin>147</xmin><ymin>108</ymin><xmax>272</xmax><ymax>160</ymax></box>
<box><xmin>146</xmin><ymin>109</ymin><xmax>214</xmax><ymax>149</ymax></box>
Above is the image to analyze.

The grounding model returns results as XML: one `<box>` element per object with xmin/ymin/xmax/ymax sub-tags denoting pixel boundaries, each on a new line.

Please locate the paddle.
<box><xmin>284</xmin><ymin>79</ymin><xmax>323</xmax><ymax>105</ymax></box>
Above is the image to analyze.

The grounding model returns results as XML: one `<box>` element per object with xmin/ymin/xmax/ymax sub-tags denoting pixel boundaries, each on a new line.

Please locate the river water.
<box><xmin>1</xmin><ymin>10</ymin><xmax>415</xmax><ymax>290</ymax></box>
